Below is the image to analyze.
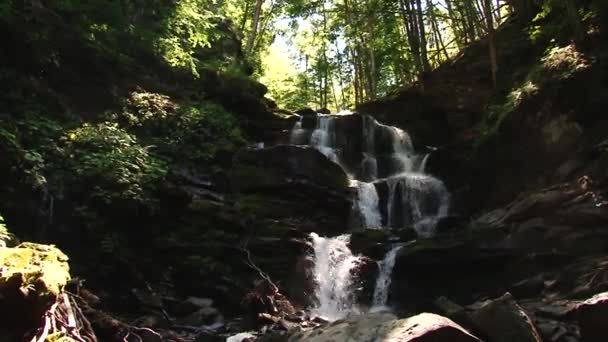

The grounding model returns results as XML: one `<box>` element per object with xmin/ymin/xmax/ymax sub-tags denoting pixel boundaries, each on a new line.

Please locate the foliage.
<box><xmin>107</xmin><ymin>91</ymin><xmax>245</xmax><ymax>165</ymax></box>
<box><xmin>152</xmin><ymin>0</ymin><xmax>220</xmax><ymax>76</ymax></box>
<box><xmin>58</xmin><ymin>122</ymin><xmax>166</xmax><ymax>206</ymax></box>
<box><xmin>477</xmin><ymin>43</ymin><xmax>590</xmax><ymax>143</ymax></box>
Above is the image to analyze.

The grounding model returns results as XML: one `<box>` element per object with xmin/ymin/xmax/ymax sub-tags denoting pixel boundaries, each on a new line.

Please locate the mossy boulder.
<box><xmin>0</xmin><ymin>242</ymin><xmax>71</xmax><ymax>336</ymax></box>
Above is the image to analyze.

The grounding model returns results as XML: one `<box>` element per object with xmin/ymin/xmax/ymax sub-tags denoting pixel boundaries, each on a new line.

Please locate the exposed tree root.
<box><xmin>29</xmin><ymin>292</ymin><xmax>98</xmax><ymax>342</ymax></box>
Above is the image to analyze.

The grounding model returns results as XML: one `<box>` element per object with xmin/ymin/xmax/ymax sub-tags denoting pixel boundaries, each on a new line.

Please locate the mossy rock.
<box><xmin>0</xmin><ymin>242</ymin><xmax>70</xmax><ymax>299</ymax></box>
<box><xmin>0</xmin><ymin>242</ymin><xmax>71</xmax><ymax>334</ymax></box>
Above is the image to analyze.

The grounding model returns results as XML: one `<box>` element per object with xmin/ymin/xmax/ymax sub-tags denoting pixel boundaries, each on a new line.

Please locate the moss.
<box><xmin>0</xmin><ymin>242</ymin><xmax>70</xmax><ymax>300</ymax></box>
<box><xmin>476</xmin><ymin>44</ymin><xmax>590</xmax><ymax>147</ymax></box>
<box><xmin>46</xmin><ymin>332</ymin><xmax>77</xmax><ymax>342</ymax></box>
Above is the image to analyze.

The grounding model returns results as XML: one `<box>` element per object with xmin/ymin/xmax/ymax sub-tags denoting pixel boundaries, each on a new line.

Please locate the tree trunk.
<box><xmin>245</xmin><ymin>0</ymin><xmax>264</xmax><ymax>54</ymax></box>
<box><xmin>565</xmin><ymin>0</ymin><xmax>585</xmax><ymax>44</ymax></box>
<box><xmin>415</xmin><ymin>0</ymin><xmax>431</xmax><ymax>73</ymax></box>
<box><xmin>484</xmin><ymin>0</ymin><xmax>498</xmax><ymax>87</ymax></box>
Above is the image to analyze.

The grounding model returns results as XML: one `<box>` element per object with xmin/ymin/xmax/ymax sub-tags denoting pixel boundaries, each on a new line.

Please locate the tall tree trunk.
<box><xmin>428</xmin><ymin>0</ymin><xmax>450</xmax><ymax>61</ymax></box>
<box><xmin>565</xmin><ymin>0</ymin><xmax>585</xmax><ymax>44</ymax></box>
<box><xmin>245</xmin><ymin>0</ymin><xmax>264</xmax><ymax>54</ymax></box>
<box><xmin>415</xmin><ymin>0</ymin><xmax>431</xmax><ymax>73</ymax></box>
<box><xmin>484</xmin><ymin>0</ymin><xmax>498</xmax><ymax>87</ymax></box>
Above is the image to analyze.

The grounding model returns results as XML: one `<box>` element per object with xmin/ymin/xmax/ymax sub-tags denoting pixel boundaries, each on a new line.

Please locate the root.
<box><xmin>29</xmin><ymin>292</ymin><xmax>98</xmax><ymax>342</ymax></box>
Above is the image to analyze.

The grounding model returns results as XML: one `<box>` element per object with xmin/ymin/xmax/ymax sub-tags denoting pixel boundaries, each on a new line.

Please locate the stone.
<box><xmin>0</xmin><ymin>242</ymin><xmax>71</xmax><ymax>336</ymax></box>
<box><xmin>176</xmin><ymin>297</ymin><xmax>214</xmax><ymax>315</ymax></box>
<box><xmin>182</xmin><ymin>306</ymin><xmax>223</xmax><ymax>326</ymax></box>
<box><xmin>469</xmin><ymin>293</ymin><xmax>542</xmax><ymax>342</ymax></box>
<box><xmin>574</xmin><ymin>291</ymin><xmax>608</xmax><ymax>342</ymax></box>
<box><xmin>433</xmin><ymin>297</ymin><xmax>472</xmax><ymax>327</ymax></box>
<box><xmin>287</xmin><ymin>313</ymin><xmax>481</xmax><ymax>342</ymax></box>
<box><xmin>230</xmin><ymin>145</ymin><xmax>349</xmax><ymax>192</ymax></box>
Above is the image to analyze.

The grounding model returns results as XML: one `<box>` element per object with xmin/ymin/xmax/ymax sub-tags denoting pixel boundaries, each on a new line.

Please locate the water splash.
<box><xmin>289</xmin><ymin>115</ymin><xmax>307</xmax><ymax>145</ymax></box>
<box><xmin>384</xmin><ymin>173</ymin><xmax>450</xmax><ymax>237</ymax></box>
<box><xmin>354</xmin><ymin>181</ymin><xmax>382</xmax><ymax>228</ymax></box>
<box><xmin>371</xmin><ymin>245</ymin><xmax>403</xmax><ymax>308</ymax></box>
<box><xmin>289</xmin><ymin>113</ymin><xmax>449</xmax><ymax>233</ymax></box>
<box><xmin>310</xmin><ymin>233</ymin><xmax>362</xmax><ymax>321</ymax></box>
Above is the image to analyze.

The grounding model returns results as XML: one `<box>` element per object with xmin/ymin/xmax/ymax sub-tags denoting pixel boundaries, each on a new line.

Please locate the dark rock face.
<box><xmin>230</xmin><ymin>145</ymin><xmax>349</xmax><ymax>193</ymax></box>
<box><xmin>469</xmin><ymin>293</ymin><xmax>542</xmax><ymax>342</ymax></box>
<box><xmin>282</xmin><ymin>313</ymin><xmax>481</xmax><ymax>342</ymax></box>
<box><xmin>574</xmin><ymin>292</ymin><xmax>608</xmax><ymax>342</ymax></box>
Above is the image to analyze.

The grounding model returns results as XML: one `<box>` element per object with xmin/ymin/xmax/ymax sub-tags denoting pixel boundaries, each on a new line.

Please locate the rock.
<box><xmin>176</xmin><ymin>297</ymin><xmax>214</xmax><ymax>315</ymax></box>
<box><xmin>433</xmin><ymin>297</ymin><xmax>472</xmax><ymax>328</ymax></box>
<box><xmin>0</xmin><ymin>242</ymin><xmax>71</xmax><ymax>336</ymax></box>
<box><xmin>194</xmin><ymin>331</ymin><xmax>224</xmax><ymax>342</ymax></box>
<box><xmin>534</xmin><ymin>317</ymin><xmax>580</xmax><ymax>342</ymax></box>
<box><xmin>287</xmin><ymin>313</ymin><xmax>481</xmax><ymax>342</ymax></box>
<box><xmin>182</xmin><ymin>306</ymin><xmax>223</xmax><ymax>326</ymax></box>
<box><xmin>510</xmin><ymin>275</ymin><xmax>546</xmax><ymax>298</ymax></box>
<box><xmin>469</xmin><ymin>293</ymin><xmax>542</xmax><ymax>342</ymax></box>
<box><xmin>574</xmin><ymin>291</ymin><xmax>608</xmax><ymax>342</ymax></box>
<box><xmin>230</xmin><ymin>145</ymin><xmax>349</xmax><ymax>192</ymax></box>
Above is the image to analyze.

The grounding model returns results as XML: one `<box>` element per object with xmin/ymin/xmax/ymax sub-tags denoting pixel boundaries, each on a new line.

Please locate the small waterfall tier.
<box><xmin>290</xmin><ymin>113</ymin><xmax>449</xmax><ymax>235</ymax></box>
<box><xmin>310</xmin><ymin>233</ymin><xmax>363</xmax><ymax>320</ymax></box>
<box><xmin>371</xmin><ymin>245</ymin><xmax>403</xmax><ymax>309</ymax></box>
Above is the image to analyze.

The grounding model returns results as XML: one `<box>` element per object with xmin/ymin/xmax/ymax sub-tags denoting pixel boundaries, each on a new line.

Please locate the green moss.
<box><xmin>0</xmin><ymin>243</ymin><xmax>70</xmax><ymax>299</ymax></box>
<box><xmin>476</xmin><ymin>44</ymin><xmax>590</xmax><ymax>147</ymax></box>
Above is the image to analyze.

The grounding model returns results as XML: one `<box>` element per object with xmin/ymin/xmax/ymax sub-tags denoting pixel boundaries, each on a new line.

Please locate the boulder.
<box><xmin>286</xmin><ymin>312</ymin><xmax>481</xmax><ymax>342</ymax></box>
<box><xmin>229</xmin><ymin>145</ymin><xmax>349</xmax><ymax>193</ymax></box>
<box><xmin>574</xmin><ymin>291</ymin><xmax>608</xmax><ymax>342</ymax></box>
<box><xmin>469</xmin><ymin>293</ymin><xmax>542</xmax><ymax>342</ymax></box>
<box><xmin>0</xmin><ymin>242</ymin><xmax>71</xmax><ymax>336</ymax></box>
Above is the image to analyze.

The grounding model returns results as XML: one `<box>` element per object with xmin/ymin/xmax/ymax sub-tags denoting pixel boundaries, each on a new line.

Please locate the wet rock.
<box><xmin>286</xmin><ymin>313</ymin><xmax>481</xmax><ymax>342</ymax></box>
<box><xmin>433</xmin><ymin>297</ymin><xmax>472</xmax><ymax>328</ymax></box>
<box><xmin>510</xmin><ymin>274</ymin><xmax>547</xmax><ymax>298</ymax></box>
<box><xmin>534</xmin><ymin>317</ymin><xmax>580</xmax><ymax>342</ymax></box>
<box><xmin>230</xmin><ymin>145</ymin><xmax>349</xmax><ymax>192</ymax></box>
<box><xmin>469</xmin><ymin>293</ymin><xmax>542</xmax><ymax>342</ymax></box>
<box><xmin>176</xmin><ymin>297</ymin><xmax>214</xmax><ymax>315</ymax></box>
<box><xmin>574</xmin><ymin>291</ymin><xmax>608</xmax><ymax>342</ymax></box>
<box><xmin>182</xmin><ymin>306</ymin><xmax>223</xmax><ymax>326</ymax></box>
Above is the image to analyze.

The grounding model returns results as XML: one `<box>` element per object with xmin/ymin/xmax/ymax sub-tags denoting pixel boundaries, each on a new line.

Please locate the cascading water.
<box><xmin>310</xmin><ymin>115</ymin><xmax>339</xmax><ymax>163</ymax></box>
<box><xmin>310</xmin><ymin>233</ymin><xmax>362</xmax><ymax>320</ymax></box>
<box><xmin>371</xmin><ymin>245</ymin><xmax>403</xmax><ymax>309</ymax></box>
<box><xmin>290</xmin><ymin>113</ymin><xmax>450</xmax><ymax>235</ymax></box>
<box><xmin>353</xmin><ymin>180</ymin><xmax>382</xmax><ymax>228</ymax></box>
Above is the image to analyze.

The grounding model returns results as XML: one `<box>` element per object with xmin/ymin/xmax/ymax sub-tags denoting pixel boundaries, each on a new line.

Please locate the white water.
<box><xmin>289</xmin><ymin>115</ymin><xmax>307</xmax><ymax>145</ymax></box>
<box><xmin>289</xmin><ymin>113</ymin><xmax>449</xmax><ymax>234</ymax></box>
<box><xmin>226</xmin><ymin>332</ymin><xmax>256</xmax><ymax>342</ymax></box>
<box><xmin>310</xmin><ymin>233</ymin><xmax>362</xmax><ymax>321</ymax></box>
<box><xmin>354</xmin><ymin>181</ymin><xmax>382</xmax><ymax>228</ymax></box>
<box><xmin>371</xmin><ymin>245</ymin><xmax>403</xmax><ymax>308</ymax></box>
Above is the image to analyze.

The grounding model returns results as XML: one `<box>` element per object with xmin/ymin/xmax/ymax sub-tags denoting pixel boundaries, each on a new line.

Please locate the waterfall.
<box><xmin>419</xmin><ymin>153</ymin><xmax>430</xmax><ymax>173</ymax></box>
<box><xmin>311</xmin><ymin>115</ymin><xmax>340</xmax><ymax>163</ymax></box>
<box><xmin>354</xmin><ymin>181</ymin><xmax>382</xmax><ymax>228</ymax></box>
<box><xmin>383</xmin><ymin>173</ymin><xmax>450</xmax><ymax>236</ymax></box>
<box><xmin>289</xmin><ymin>115</ymin><xmax>307</xmax><ymax>145</ymax></box>
<box><xmin>371</xmin><ymin>245</ymin><xmax>403</xmax><ymax>308</ymax></box>
<box><xmin>288</xmin><ymin>113</ymin><xmax>449</xmax><ymax>233</ymax></box>
<box><xmin>310</xmin><ymin>233</ymin><xmax>362</xmax><ymax>320</ymax></box>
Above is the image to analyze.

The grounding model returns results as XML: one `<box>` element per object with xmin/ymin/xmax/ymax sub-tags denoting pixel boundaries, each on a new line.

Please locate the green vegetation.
<box><xmin>478</xmin><ymin>43</ymin><xmax>590</xmax><ymax>142</ymax></box>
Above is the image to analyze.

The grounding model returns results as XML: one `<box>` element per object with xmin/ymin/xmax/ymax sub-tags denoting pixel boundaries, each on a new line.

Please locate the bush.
<box><xmin>59</xmin><ymin>122</ymin><xmax>166</xmax><ymax>206</ymax></box>
<box><xmin>107</xmin><ymin>91</ymin><xmax>245</xmax><ymax>165</ymax></box>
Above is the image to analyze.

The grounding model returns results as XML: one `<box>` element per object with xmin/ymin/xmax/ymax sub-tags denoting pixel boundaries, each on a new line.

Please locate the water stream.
<box><xmin>371</xmin><ymin>245</ymin><xmax>403</xmax><ymax>309</ymax></box>
<box><xmin>310</xmin><ymin>233</ymin><xmax>362</xmax><ymax>320</ymax></box>
<box><xmin>291</xmin><ymin>113</ymin><xmax>450</xmax><ymax>235</ymax></box>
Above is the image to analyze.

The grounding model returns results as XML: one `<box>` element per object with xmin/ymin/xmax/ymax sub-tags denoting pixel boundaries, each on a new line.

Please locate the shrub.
<box><xmin>59</xmin><ymin>122</ymin><xmax>166</xmax><ymax>206</ymax></box>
